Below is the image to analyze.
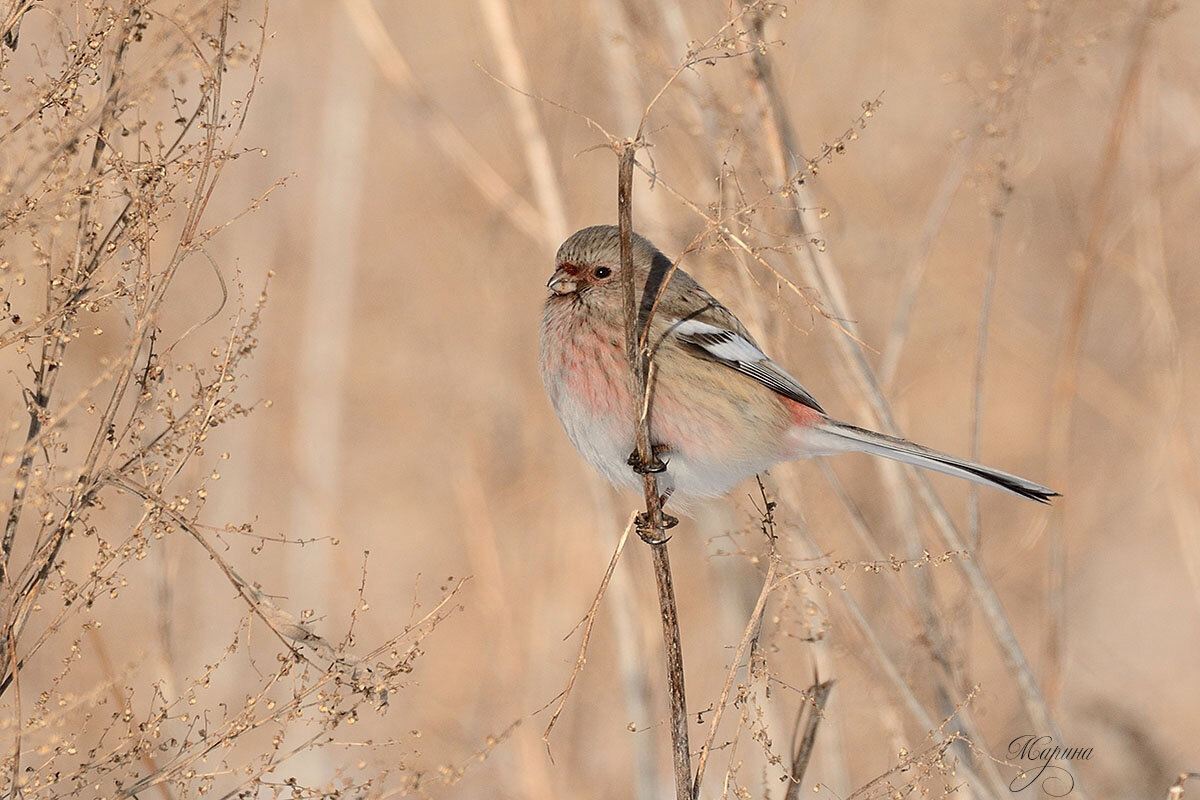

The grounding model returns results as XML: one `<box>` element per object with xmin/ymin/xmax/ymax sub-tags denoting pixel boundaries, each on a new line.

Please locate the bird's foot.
<box><xmin>635</xmin><ymin>510</ymin><xmax>679</xmax><ymax>544</ymax></box>
<box><xmin>627</xmin><ymin>444</ymin><xmax>670</xmax><ymax>475</ymax></box>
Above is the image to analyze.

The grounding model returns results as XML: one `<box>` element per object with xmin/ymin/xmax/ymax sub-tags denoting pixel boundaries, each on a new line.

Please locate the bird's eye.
<box><xmin>593</xmin><ymin>266</ymin><xmax>612</xmax><ymax>279</ymax></box>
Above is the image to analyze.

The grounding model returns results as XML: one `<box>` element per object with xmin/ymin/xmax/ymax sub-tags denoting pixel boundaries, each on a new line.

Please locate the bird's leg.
<box><xmin>627</xmin><ymin>442</ymin><xmax>670</xmax><ymax>475</ymax></box>
<box><xmin>630</xmin><ymin>445</ymin><xmax>677</xmax><ymax>542</ymax></box>
<box><xmin>635</xmin><ymin>487</ymin><xmax>679</xmax><ymax>543</ymax></box>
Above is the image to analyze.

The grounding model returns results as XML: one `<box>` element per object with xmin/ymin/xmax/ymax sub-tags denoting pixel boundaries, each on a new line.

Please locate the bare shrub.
<box><xmin>0</xmin><ymin>4</ymin><xmax>459</xmax><ymax>797</ymax></box>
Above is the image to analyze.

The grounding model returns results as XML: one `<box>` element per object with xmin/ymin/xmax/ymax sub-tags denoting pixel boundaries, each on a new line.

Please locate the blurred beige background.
<box><xmin>4</xmin><ymin>0</ymin><xmax>1200</xmax><ymax>797</ymax></box>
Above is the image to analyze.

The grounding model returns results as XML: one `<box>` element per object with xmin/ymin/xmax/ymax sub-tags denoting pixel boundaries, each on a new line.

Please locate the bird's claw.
<box><xmin>635</xmin><ymin>510</ymin><xmax>679</xmax><ymax>545</ymax></box>
<box><xmin>627</xmin><ymin>445</ymin><xmax>669</xmax><ymax>475</ymax></box>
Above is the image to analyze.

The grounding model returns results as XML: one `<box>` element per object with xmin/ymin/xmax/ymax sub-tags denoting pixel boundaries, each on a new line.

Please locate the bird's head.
<box><xmin>546</xmin><ymin>225</ymin><xmax>667</xmax><ymax>301</ymax></box>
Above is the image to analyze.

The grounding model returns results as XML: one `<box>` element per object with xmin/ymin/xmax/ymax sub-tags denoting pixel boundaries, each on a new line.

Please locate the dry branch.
<box><xmin>0</xmin><ymin>5</ymin><xmax>463</xmax><ymax>797</ymax></box>
<box><xmin>542</xmin><ymin>513</ymin><xmax>636</xmax><ymax>746</ymax></box>
<box><xmin>478</xmin><ymin>0</ymin><xmax>570</xmax><ymax>248</ymax></box>
<box><xmin>744</xmin><ymin>14</ymin><xmax>1076</xmax><ymax>790</ymax></box>
<box><xmin>616</xmin><ymin>142</ymin><xmax>693</xmax><ymax>800</ymax></box>
<box><xmin>342</xmin><ymin>0</ymin><xmax>548</xmax><ymax>248</ymax></box>
<box><xmin>783</xmin><ymin>679</ymin><xmax>835</xmax><ymax>800</ymax></box>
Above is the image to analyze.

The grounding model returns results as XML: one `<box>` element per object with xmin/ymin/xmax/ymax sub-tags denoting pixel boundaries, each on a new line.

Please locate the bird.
<box><xmin>538</xmin><ymin>225</ymin><xmax>1058</xmax><ymax>512</ymax></box>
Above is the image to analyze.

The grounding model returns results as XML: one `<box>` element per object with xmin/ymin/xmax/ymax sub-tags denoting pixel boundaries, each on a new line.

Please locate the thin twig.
<box><xmin>692</xmin><ymin>536</ymin><xmax>778</xmax><ymax>797</ymax></box>
<box><xmin>846</xmin><ymin>735</ymin><xmax>964</xmax><ymax>800</ymax></box>
<box><xmin>1</xmin><ymin>0</ymin><xmax>139</xmax><ymax>585</ymax></box>
<box><xmin>783</xmin><ymin>679</ymin><xmax>835</xmax><ymax>800</ymax></box>
<box><xmin>746</xmin><ymin>15</ymin><xmax>1075</xmax><ymax>790</ymax></box>
<box><xmin>5</xmin><ymin>624</ymin><xmax>19</xmax><ymax>800</ymax></box>
<box><xmin>878</xmin><ymin>143</ymin><xmax>973</xmax><ymax>391</ymax></box>
<box><xmin>785</xmin><ymin>517</ymin><xmax>1004</xmax><ymax>798</ymax></box>
<box><xmin>87</xmin><ymin>627</ymin><xmax>178</xmax><ymax>800</ymax></box>
<box><xmin>968</xmin><ymin>202</ymin><xmax>1007</xmax><ymax>550</ymax></box>
<box><xmin>1169</xmin><ymin>773</ymin><xmax>1200</xmax><ymax>800</ymax></box>
<box><xmin>1045</xmin><ymin>1</ymin><xmax>1155</xmax><ymax>709</ymax></box>
<box><xmin>341</xmin><ymin>0</ymin><xmax>548</xmax><ymax>248</ymax></box>
<box><xmin>634</xmin><ymin>1</ymin><xmax>766</xmax><ymax>140</ymax></box>
<box><xmin>591</xmin><ymin>0</ymin><xmax>669</xmax><ymax>242</ymax></box>
<box><xmin>477</xmin><ymin>0</ymin><xmax>569</xmax><ymax>248</ymax></box>
<box><xmin>542</xmin><ymin>512</ymin><xmax>636</xmax><ymax>747</ymax></box>
<box><xmin>649</xmin><ymin>540</ymin><xmax>690</xmax><ymax>800</ymax></box>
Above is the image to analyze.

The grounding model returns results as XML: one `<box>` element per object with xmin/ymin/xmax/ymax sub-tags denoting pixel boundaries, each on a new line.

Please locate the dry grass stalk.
<box><xmin>471</xmin><ymin>2</ymin><xmax>1067</xmax><ymax>795</ymax></box>
<box><xmin>783</xmin><ymin>678</ymin><xmax>835</xmax><ymax>800</ymax></box>
<box><xmin>692</xmin><ymin>480</ymin><xmax>780</xmax><ymax>797</ymax></box>
<box><xmin>0</xmin><ymin>3</ymin><xmax>464</xmax><ymax>797</ymax></box>
<box><xmin>1045</xmin><ymin>0</ymin><xmax>1158</xmax><ymax>709</ymax></box>
<box><xmin>541</xmin><ymin>512</ymin><xmax>635</xmax><ymax>746</ymax></box>
<box><xmin>341</xmin><ymin>0</ymin><xmax>548</xmax><ymax>248</ymax></box>
<box><xmin>616</xmin><ymin>141</ymin><xmax>693</xmax><ymax>800</ymax></box>
<box><xmin>743</xmin><ymin>12</ymin><xmax>1079</xmax><ymax>793</ymax></box>
<box><xmin>477</xmin><ymin>0</ymin><xmax>569</xmax><ymax>249</ymax></box>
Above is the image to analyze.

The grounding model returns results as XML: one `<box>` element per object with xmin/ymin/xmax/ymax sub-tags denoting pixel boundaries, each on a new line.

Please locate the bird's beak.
<box><xmin>547</xmin><ymin>268</ymin><xmax>578</xmax><ymax>296</ymax></box>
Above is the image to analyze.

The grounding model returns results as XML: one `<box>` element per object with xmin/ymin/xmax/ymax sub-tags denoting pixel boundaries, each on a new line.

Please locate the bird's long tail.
<box><xmin>807</xmin><ymin>420</ymin><xmax>1059</xmax><ymax>503</ymax></box>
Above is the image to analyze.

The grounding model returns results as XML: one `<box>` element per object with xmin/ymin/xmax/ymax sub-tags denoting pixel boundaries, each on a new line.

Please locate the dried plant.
<box><xmin>0</xmin><ymin>3</ymin><xmax>462</xmax><ymax>797</ymax></box>
<box><xmin>471</xmin><ymin>1</ymin><xmax>1124</xmax><ymax>799</ymax></box>
<box><xmin>0</xmin><ymin>1</ymin><xmax>1186</xmax><ymax>799</ymax></box>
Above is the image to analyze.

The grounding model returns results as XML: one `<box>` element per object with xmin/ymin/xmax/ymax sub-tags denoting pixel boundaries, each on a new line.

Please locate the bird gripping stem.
<box><xmin>616</xmin><ymin>140</ymin><xmax>693</xmax><ymax>800</ymax></box>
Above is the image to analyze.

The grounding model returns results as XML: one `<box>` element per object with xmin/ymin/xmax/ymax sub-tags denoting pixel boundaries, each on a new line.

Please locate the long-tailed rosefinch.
<box><xmin>539</xmin><ymin>225</ymin><xmax>1057</xmax><ymax>509</ymax></box>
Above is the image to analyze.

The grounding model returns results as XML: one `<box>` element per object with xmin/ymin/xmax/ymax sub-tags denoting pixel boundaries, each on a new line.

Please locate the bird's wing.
<box><xmin>669</xmin><ymin>313</ymin><xmax>825</xmax><ymax>414</ymax></box>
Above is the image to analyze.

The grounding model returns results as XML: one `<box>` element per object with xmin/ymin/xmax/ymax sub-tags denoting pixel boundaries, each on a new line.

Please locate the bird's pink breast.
<box><xmin>540</xmin><ymin>296</ymin><xmax>814</xmax><ymax>500</ymax></box>
<box><xmin>539</xmin><ymin>297</ymin><xmax>640</xmax><ymax>492</ymax></box>
<box><xmin>541</xmin><ymin>301</ymin><xmax>631</xmax><ymax>419</ymax></box>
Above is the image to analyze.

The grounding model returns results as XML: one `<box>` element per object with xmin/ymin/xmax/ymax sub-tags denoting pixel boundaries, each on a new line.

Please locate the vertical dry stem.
<box><xmin>1046</xmin><ymin>3</ymin><xmax>1155</xmax><ymax>707</ymax></box>
<box><xmin>784</xmin><ymin>679</ymin><xmax>835</xmax><ymax>800</ymax></box>
<box><xmin>746</xmin><ymin>10</ymin><xmax>1079</xmax><ymax>795</ymax></box>
<box><xmin>691</xmin><ymin>534</ymin><xmax>778</xmax><ymax>797</ymax></box>
<box><xmin>616</xmin><ymin>145</ymin><xmax>692</xmax><ymax>800</ymax></box>
<box><xmin>343</xmin><ymin>0</ymin><xmax>547</xmax><ymax>246</ymax></box>
<box><xmin>478</xmin><ymin>0</ymin><xmax>569</xmax><ymax>248</ymax></box>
